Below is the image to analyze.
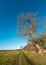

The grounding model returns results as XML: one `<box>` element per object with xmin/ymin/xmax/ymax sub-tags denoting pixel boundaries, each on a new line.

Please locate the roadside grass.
<box><xmin>24</xmin><ymin>51</ymin><xmax>46</xmax><ymax>65</ymax></box>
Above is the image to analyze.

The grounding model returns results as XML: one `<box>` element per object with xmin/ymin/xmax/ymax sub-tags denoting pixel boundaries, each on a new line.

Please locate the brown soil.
<box><xmin>15</xmin><ymin>53</ymin><xmax>21</xmax><ymax>65</ymax></box>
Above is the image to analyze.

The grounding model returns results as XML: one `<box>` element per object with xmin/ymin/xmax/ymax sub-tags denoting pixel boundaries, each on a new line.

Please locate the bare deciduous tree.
<box><xmin>17</xmin><ymin>13</ymin><xmax>46</xmax><ymax>54</ymax></box>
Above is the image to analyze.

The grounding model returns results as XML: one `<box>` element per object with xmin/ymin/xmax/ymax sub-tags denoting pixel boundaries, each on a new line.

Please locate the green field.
<box><xmin>0</xmin><ymin>51</ymin><xmax>46</xmax><ymax>65</ymax></box>
<box><xmin>0</xmin><ymin>51</ymin><xmax>19</xmax><ymax>65</ymax></box>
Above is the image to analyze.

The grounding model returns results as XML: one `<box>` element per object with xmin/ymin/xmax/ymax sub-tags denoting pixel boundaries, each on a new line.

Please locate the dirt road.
<box><xmin>15</xmin><ymin>52</ymin><xmax>35</xmax><ymax>65</ymax></box>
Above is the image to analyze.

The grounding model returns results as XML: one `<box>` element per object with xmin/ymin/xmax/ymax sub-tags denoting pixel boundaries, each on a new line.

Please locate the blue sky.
<box><xmin>0</xmin><ymin>0</ymin><xmax>46</xmax><ymax>50</ymax></box>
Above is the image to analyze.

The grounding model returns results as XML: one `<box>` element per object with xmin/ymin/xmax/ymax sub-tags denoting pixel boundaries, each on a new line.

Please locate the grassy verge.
<box><xmin>24</xmin><ymin>51</ymin><xmax>46</xmax><ymax>65</ymax></box>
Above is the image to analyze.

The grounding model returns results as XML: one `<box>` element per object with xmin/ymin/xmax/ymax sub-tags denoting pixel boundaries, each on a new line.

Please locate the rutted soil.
<box><xmin>15</xmin><ymin>53</ymin><xmax>21</xmax><ymax>65</ymax></box>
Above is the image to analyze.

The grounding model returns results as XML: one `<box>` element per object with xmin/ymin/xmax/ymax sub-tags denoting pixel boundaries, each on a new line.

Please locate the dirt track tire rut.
<box><xmin>15</xmin><ymin>53</ymin><xmax>21</xmax><ymax>65</ymax></box>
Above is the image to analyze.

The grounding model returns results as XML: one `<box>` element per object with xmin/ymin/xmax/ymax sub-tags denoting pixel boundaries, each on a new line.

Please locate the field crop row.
<box><xmin>0</xmin><ymin>51</ymin><xmax>19</xmax><ymax>65</ymax></box>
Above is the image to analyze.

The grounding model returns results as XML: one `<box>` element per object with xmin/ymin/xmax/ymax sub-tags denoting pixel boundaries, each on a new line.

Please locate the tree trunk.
<box><xmin>31</xmin><ymin>32</ymin><xmax>43</xmax><ymax>54</ymax></box>
<box><xmin>35</xmin><ymin>44</ymin><xmax>42</xmax><ymax>54</ymax></box>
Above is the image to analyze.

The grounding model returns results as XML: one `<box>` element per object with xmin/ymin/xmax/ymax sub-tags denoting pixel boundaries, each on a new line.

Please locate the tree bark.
<box><xmin>35</xmin><ymin>44</ymin><xmax>42</xmax><ymax>54</ymax></box>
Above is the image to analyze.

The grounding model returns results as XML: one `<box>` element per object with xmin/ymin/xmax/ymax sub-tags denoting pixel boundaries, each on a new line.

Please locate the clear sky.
<box><xmin>0</xmin><ymin>0</ymin><xmax>46</xmax><ymax>50</ymax></box>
